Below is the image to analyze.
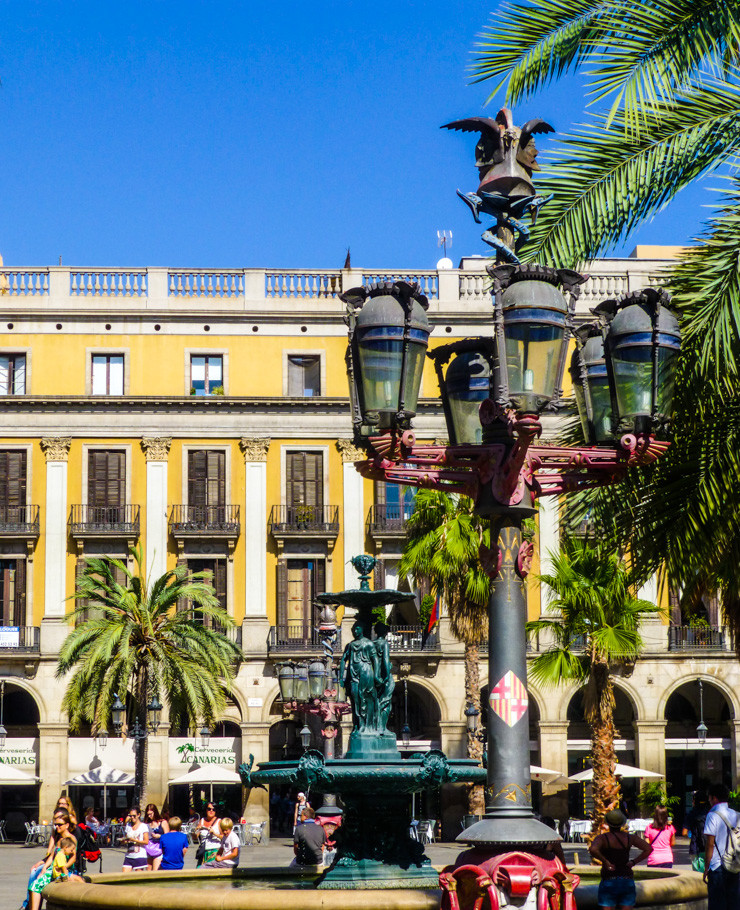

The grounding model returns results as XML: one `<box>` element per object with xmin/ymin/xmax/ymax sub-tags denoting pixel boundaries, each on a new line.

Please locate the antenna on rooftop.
<box><xmin>436</xmin><ymin>230</ymin><xmax>453</xmax><ymax>270</ymax></box>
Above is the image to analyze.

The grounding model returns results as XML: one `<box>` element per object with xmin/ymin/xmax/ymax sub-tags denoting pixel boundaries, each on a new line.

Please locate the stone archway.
<box><xmin>0</xmin><ymin>680</ymin><xmax>42</xmax><ymax>837</ymax></box>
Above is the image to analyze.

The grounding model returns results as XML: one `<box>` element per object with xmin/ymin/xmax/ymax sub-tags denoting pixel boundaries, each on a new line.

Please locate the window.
<box><xmin>0</xmin><ymin>559</ymin><xmax>26</xmax><ymax>626</ymax></box>
<box><xmin>0</xmin><ymin>355</ymin><xmax>26</xmax><ymax>395</ymax></box>
<box><xmin>384</xmin><ymin>483</ymin><xmax>415</xmax><ymax>521</ymax></box>
<box><xmin>191</xmin><ymin>355</ymin><xmax>223</xmax><ymax>396</ymax></box>
<box><xmin>88</xmin><ymin>450</ymin><xmax>125</xmax><ymax>510</ymax></box>
<box><xmin>76</xmin><ymin>557</ymin><xmax>125</xmax><ymax>625</ymax></box>
<box><xmin>188</xmin><ymin>450</ymin><xmax>225</xmax><ymax>507</ymax></box>
<box><xmin>287</xmin><ymin>355</ymin><xmax>320</xmax><ymax>397</ymax></box>
<box><xmin>91</xmin><ymin>354</ymin><xmax>124</xmax><ymax>395</ymax></box>
<box><xmin>183</xmin><ymin>558</ymin><xmax>227</xmax><ymax>628</ymax></box>
<box><xmin>276</xmin><ymin>558</ymin><xmax>325</xmax><ymax>638</ymax></box>
<box><xmin>0</xmin><ymin>451</ymin><xmax>26</xmax><ymax>515</ymax></box>
<box><xmin>286</xmin><ymin>452</ymin><xmax>323</xmax><ymax>516</ymax></box>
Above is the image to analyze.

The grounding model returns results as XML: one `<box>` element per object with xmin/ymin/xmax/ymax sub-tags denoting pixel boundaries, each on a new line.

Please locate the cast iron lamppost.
<box><xmin>342</xmin><ymin>109</ymin><xmax>680</xmax><ymax>899</ymax></box>
<box><xmin>697</xmin><ymin>679</ymin><xmax>708</xmax><ymax>746</ymax></box>
<box><xmin>0</xmin><ymin>680</ymin><xmax>6</xmax><ymax>749</ymax></box>
<box><xmin>111</xmin><ymin>692</ymin><xmax>162</xmax><ymax>805</ymax></box>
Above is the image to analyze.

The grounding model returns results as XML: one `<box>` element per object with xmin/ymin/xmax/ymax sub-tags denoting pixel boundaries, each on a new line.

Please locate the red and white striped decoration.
<box><xmin>489</xmin><ymin>671</ymin><xmax>529</xmax><ymax>727</ymax></box>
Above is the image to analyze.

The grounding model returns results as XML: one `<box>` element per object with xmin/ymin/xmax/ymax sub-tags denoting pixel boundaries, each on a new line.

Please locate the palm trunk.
<box><xmin>585</xmin><ymin>661</ymin><xmax>620</xmax><ymax>840</ymax></box>
<box><xmin>464</xmin><ymin>640</ymin><xmax>485</xmax><ymax>815</ymax></box>
<box><xmin>134</xmin><ymin>670</ymin><xmax>149</xmax><ymax>807</ymax></box>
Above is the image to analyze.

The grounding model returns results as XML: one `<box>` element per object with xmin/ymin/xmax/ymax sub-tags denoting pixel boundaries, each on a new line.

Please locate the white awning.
<box><xmin>169</xmin><ymin>765</ymin><xmax>241</xmax><ymax>786</ymax></box>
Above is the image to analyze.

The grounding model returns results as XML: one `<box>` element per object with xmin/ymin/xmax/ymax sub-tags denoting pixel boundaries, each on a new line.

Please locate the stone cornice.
<box><xmin>141</xmin><ymin>437</ymin><xmax>172</xmax><ymax>461</ymax></box>
<box><xmin>240</xmin><ymin>437</ymin><xmax>270</xmax><ymax>462</ymax></box>
<box><xmin>40</xmin><ymin>437</ymin><xmax>72</xmax><ymax>461</ymax></box>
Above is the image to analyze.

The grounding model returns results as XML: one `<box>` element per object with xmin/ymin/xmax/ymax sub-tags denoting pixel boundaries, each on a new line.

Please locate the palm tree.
<box><xmin>527</xmin><ymin>539</ymin><xmax>660</xmax><ymax>836</ymax></box>
<box><xmin>398</xmin><ymin>489</ymin><xmax>490</xmax><ymax>813</ymax></box>
<box><xmin>469</xmin><ymin>0</ymin><xmax>740</xmax><ymax>266</ymax></box>
<box><xmin>57</xmin><ymin>546</ymin><xmax>242</xmax><ymax>804</ymax></box>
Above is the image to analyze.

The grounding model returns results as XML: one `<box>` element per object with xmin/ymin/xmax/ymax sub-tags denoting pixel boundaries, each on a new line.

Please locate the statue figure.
<box><xmin>339</xmin><ymin>620</ymin><xmax>380</xmax><ymax>733</ymax></box>
<box><xmin>373</xmin><ymin>622</ymin><xmax>395</xmax><ymax>731</ymax></box>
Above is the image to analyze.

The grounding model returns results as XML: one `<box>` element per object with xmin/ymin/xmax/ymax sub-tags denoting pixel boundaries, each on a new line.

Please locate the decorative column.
<box><xmin>731</xmin><ymin>721</ymin><xmax>740</xmax><ymax>790</ymax></box>
<box><xmin>40</xmin><ymin>437</ymin><xmax>71</xmax><ymax>619</ymax></box>
<box><xmin>634</xmin><ymin>720</ymin><xmax>667</xmax><ymax>779</ymax></box>
<box><xmin>141</xmin><ymin>438</ymin><xmax>171</xmax><ymax>582</ymax></box>
<box><xmin>538</xmin><ymin>495</ymin><xmax>559</xmax><ymax>615</ymax></box>
<box><xmin>337</xmin><ymin>439</ymin><xmax>365</xmax><ymax>590</ymax></box>
<box><xmin>240</xmin><ymin>438</ymin><xmax>270</xmax><ymax>616</ymax></box>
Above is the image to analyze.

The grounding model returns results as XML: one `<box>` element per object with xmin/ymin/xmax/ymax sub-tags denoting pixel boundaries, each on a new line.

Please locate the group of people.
<box><xmin>589</xmin><ymin>783</ymin><xmax>739</xmax><ymax>910</ymax></box>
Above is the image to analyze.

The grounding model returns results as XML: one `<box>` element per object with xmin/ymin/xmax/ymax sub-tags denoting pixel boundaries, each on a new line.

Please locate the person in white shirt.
<box><xmin>703</xmin><ymin>783</ymin><xmax>740</xmax><ymax>909</ymax></box>
<box><xmin>204</xmin><ymin>817</ymin><xmax>240</xmax><ymax>869</ymax></box>
<box><xmin>122</xmin><ymin>806</ymin><xmax>150</xmax><ymax>872</ymax></box>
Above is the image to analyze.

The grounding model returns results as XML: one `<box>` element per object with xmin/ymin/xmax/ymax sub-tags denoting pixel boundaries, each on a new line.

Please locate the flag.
<box><xmin>426</xmin><ymin>595</ymin><xmax>439</xmax><ymax>633</ymax></box>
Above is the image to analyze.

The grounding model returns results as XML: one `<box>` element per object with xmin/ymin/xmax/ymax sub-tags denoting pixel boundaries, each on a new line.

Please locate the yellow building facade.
<box><xmin>0</xmin><ymin>256</ymin><xmax>735</xmax><ymax>837</ymax></box>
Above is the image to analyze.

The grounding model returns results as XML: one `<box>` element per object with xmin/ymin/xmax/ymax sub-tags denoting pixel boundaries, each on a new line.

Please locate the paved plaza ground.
<box><xmin>0</xmin><ymin>838</ymin><xmax>696</xmax><ymax>910</ymax></box>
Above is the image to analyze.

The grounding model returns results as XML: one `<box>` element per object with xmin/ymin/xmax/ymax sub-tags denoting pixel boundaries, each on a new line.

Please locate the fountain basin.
<box><xmin>42</xmin><ymin>867</ymin><xmax>707</xmax><ymax>910</ymax></box>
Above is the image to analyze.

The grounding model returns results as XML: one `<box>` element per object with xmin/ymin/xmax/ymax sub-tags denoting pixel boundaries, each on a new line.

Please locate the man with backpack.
<box><xmin>703</xmin><ymin>783</ymin><xmax>740</xmax><ymax>909</ymax></box>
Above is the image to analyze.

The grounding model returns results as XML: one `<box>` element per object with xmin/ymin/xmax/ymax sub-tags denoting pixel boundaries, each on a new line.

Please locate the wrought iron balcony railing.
<box><xmin>0</xmin><ymin>505</ymin><xmax>40</xmax><ymax>537</ymax></box>
<box><xmin>268</xmin><ymin>624</ymin><xmax>343</xmax><ymax>654</ymax></box>
<box><xmin>169</xmin><ymin>505</ymin><xmax>241</xmax><ymax>537</ymax></box>
<box><xmin>668</xmin><ymin>625</ymin><xmax>726</xmax><ymax>651</ymax></box>
<box><xmin>368</xmin><ymin>503</ymin><xmax>415</xmax><ymax>535</ymax></box>
<box><xmin>385</xmin><ymin>624</ymin><xmax>439</xmax><ymax>652</ymax></box>
<box><xmin>0</xmin><ymin>626</ymin><xmax>40</xmax><ymax>652</ymax></box>
<box><xmin>69</xmin><ymin>505</ymin><xmax>139</xmax><ymax>537</ymax></box>
<box><xmin>269</xmin><ymin>505</ymin><xmax>340</xmax><ymax>536</ymax></box>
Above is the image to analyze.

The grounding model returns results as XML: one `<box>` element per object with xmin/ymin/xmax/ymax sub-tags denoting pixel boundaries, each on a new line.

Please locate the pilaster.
<box><xmin>241</xmin><ymin>722</ymin><xmax>271</xmax><ymax>827</ymax></box>
<box><xmin>538</xmin><ymin>495</ymin><xmax>560</xmax><ymax>615</ymax></box>
<box><xmin>731</xmin><ymin>721</ymin><xmax>740</xmax><ymax>790</ymax></box>
<box><xmin>38</xmin><ymin>723</ymin><xmax>70</xmax><ymax>819</ymax></box>
<box><xmin>41</xmin><ymin>437</ymin><xmax>71</xmax><ymax>618</ymax></box>
<box><xmin>141</xmin><ymin>437</ymin><xmax>171</xmax><ymax>581</ymax></box>
<box><xmin>240</xmin><ymin>438</ymin><xmax>270</xmax><ymax>617</ymax></box>
<box><xmin>634</xmin><ymin>720</ymin><xmax>667</xmax><ymax>778</ymax></box>
<box><xmin>337</xmin><ymin>439</ymin><xmax>365</xmax><ymax>589</ymax></box>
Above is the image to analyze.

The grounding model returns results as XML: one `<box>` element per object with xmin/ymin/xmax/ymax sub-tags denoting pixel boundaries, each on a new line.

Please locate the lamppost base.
<box><xmin>456</xmin><ymin>813</ymin><xmax>559</xmax><ymax>848</ymax></box>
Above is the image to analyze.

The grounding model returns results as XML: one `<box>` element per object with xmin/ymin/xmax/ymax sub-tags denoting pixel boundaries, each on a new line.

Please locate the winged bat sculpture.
<box><xmin>442</xmin><ymin>108</ymin><xmax>554</xmax><ymax>263</ymax></box>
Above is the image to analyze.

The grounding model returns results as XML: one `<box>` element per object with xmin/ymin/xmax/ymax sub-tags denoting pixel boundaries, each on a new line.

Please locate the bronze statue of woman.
<box><xmin>373</xmin><ymin>622</ymin><xmax>395</xmax><ymax>732</ymax></box>
<box><xmin>339</xmin><ymin>620</ymin><xmax>380</xmax><ymax>733</ymax></box>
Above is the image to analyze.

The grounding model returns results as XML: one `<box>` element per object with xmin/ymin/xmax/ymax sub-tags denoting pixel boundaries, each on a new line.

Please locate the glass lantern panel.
<box><xmin>588</xmin><ymin>375</ymin><xmax>614</xmax><ymax>442</ymax></box>
<box><xmin>656</xmin><ymin>345</ymin><xmax>679</xmax><ymax>416</ymax></box>
<box><xmin>611</xmin><ymin>339</ymin><xmax>653</xmax><ymax>419</ymax></box>
<box><xmin>505</xmin><ymin>323</ymin><xmax>564</xmax><ymax>411</ymax></box>
<box><xmin>294</xmin><ymin>667</ymin><xmax>309</xmax><ymax>703</ymax></box>
<box><xmin>402</xmin><ymin>335</ymin><xmax>428</xmax><ymax>413</ymax></box>
<box><xmin>358</xmin><ymin>325</ymin><xmax>404</xmax><ymax>413</ymax></box>
<box><xmin>308</xmin><ymin>664</ymin><xmax>326</xmax><ymax>698</ymax></box>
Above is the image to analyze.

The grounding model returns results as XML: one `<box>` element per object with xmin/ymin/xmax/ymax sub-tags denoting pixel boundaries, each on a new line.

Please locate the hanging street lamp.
<box><xmin>342</xmin><ymin>108</ymin><xmax>680</xmax><ymax>907</ymax></box>
<box><xmin>109</xmin><ymin>691</ymin><xmax>162</xmax><ymax>806</ymax></box>
<box><xmin>697</xmin><ymin>679</ymin><xmax>708</xmax><ymax>746</ymax></box>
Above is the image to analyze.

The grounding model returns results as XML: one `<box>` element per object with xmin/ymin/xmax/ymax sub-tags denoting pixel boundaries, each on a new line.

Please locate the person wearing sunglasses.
<box><xmin>195</xmin><ymin>804</ymin><xmax>221</xmax><ymax>867</ymax></box>
<box><xmin>28</xmin><ymin>812</ymin><xmax>78</xmax><ymax>909</ymax></box>
<box><xmin>122</xmin><ymin>807</ymin><xmax>150</xmax><ymax>872</ymax></box>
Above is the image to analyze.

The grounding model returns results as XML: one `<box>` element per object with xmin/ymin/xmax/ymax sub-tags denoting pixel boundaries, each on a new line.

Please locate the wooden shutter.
<box><xmin>276</xmin><ymin>561</ymin><xmax>288</xmax><ymax>627</ymax></box>
<box><xmin>176</xmin><ymin>556</ymin><xmax>188</xmax><ymax>612</ymax></box>
<box><xmin>313</xmin><ymin>559</ymin><xmax>326</xmax><ymax>598</ymax></box>
<box><xmin>0</xmin><ymin>563</ymin><xmax>11</xmax><ymax>625</ymax></box>
<box><xmin>287</xmin><ymin>452</ymin><xmax>323</xmax><ymax>510</ymax></box>
<box><xmin>188</xmin><ymin>451</ymin><xmax>225</xmax><ymax>507</ymax></box>
<box><xmin>88</xmin><ymin>451</ymin><xmax>125</xmax><ymax>508</ymax></box>
<box><xmin>13</xmin><ymin>558</ymin><xmax>26</xmax><ymax>626</ymax></box>
<box><xmin>668</xmin><ymin>587</ymin><xmax>682</xmax><ymax>626</ymax></box>
<box><xmin>707</xmin><ymin>593</ymin><xmax>720</xmax><ymax>628</ymax></box>
<box><xmin>374</xmin><ymin>480</ymin><xmax>386</xmax><ymax>507</ymax></box>
<box><xmin>0</xmin><ymin>451</ymin><xmax>27</xmax><ymax>510</ymax></box>
<box><xmin>305</xmin><ymin>357</ymin><xmax>320</xmax><ymax>394</ymax></box>
<box><xmin>213</xmin><ymin>560</ymin><xmax>227</xmax><ymax>613</ymax></box>
<box><xmin>374</xmin><ymin>559</ymin><xmax>385</xmax><ymax>591</ymax></box>
<box><xmin>287</xmin><ymin>358</ymin><xmax>301</xmax><ymax>396</ymax></box>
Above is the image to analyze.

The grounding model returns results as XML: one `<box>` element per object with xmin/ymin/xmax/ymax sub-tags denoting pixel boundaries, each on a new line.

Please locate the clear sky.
<box><xmin>0</xmin><ymin>1</ymin><xmax>716</xmax><ymax>269</ymax></box>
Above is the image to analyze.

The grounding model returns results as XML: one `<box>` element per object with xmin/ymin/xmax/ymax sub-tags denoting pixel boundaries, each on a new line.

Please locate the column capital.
<box><xmin>40</xmin><ymin>437</ymin><xmax>71</xmax><ymax>461</ymax></box>
<box><xmin>141</xmin><ymin>437</ymin><xmax>172</xmax><ymax>461</ymax></box>
<box><xmin>240</xmin><ymin>437</ymin><xmax>270</xmax><ymax>462</ymax></box>
<box><xmin>336</xmin><ymin>438</ymin><xmax>366</xmax><ymax>463</ymax></box>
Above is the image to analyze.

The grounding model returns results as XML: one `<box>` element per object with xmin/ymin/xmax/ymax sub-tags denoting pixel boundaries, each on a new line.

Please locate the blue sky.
<box><xmin>0</xmin><ymin>1</ymin><xmax>716</xmax><ymax>268</ymax></box>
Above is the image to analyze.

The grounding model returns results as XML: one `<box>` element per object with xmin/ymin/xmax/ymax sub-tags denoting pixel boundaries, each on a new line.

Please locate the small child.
<box><xmin>204</xmin><ymin>818</ymin><xmax>240</xmax><ymax>869</ymax></box>
<box><xmin>159</xmin><ymin>816</ymin><xmax>189</xmax><ymax>871</ymax></box>
<box><xmin>52</xmin><ymin>838</ymin><xmax>76</xmax><ymax>881</ymax></box>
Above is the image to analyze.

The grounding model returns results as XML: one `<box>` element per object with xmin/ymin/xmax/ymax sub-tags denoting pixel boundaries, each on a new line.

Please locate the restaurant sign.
<box><xmin>0</xmin><ymin>738</ymin><xmax>38</xmax><ymax>770</ymax></box>
<box><xmin>169</xmin><ymin>738</ymin><xmax>238</xmax><ymax>771</ymax></box>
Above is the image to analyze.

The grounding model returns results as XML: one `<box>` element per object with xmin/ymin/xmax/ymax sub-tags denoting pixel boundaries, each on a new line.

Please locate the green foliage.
<box><xmin>399</xmin><ymin>489</ymin><xmax>490</xmax><ymax>645</ymax></box>
<box><xmin>58</xmin><ymin>544</ymin><xmax>241</xmax><ymax>735</ymax></box>
<box><xmin>372</xmin><ymin>604</ymin><xmax>387</xmax><ymax>625</ymax></box>
<box><xmin>211</xmin><ymin>386</ymin><xmax>225</xmax><ymax>395</ymax></box>
<box><xmin>419</xmin><ymin>594</ymin><xmax>435</xmax><ymax>629</ymax></box>
<box><xmin>527</xmin><ymin>538</ymin><xmax>661</xmax><ymax>690</ymax></box>
<box><xmin>729</xmin><ymin>789</ymin><xmax>740</xmax><ymax>811</ymax></box>
<box><xmin>639</xmin><ymin>781</ymin><xmax>680</xmax><ymax>815</ymax></box>
<box><xmin>470</xmin><ymin>0</ymin><xmax>740</xmax><ymax>266</ymax></box>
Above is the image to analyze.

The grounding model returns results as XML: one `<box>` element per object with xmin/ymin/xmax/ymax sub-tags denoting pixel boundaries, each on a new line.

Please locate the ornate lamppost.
<box><xmin>341</xmin><ymin>109</ymin><xmax>680</xmax><ymax>905</ymax></box>
<box><xmin>111</xmin><ymin>692</ymin><xmax>162</xmax><ymax>806</ymax></box>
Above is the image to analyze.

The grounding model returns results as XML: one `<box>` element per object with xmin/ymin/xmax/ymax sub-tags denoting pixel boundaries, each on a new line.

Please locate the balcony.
<box><xmin>668</xmin><ymin>625</ymin><xmax>727</xmax><ymax>652</ymax></box>
<box><xmin>69</xmin><ymin>505</ymin><xmax>140</xmax><ymax>538</ymax></box>
<box><xmin>0</xmin><ymin>626</ymin><xmax>40</xmax><ymax>652</ymax></box>
<box><xmin>268</xmin><ymin>623</ymin><xmax>343</xmax><ymax>654</ymax></box>
<box><xmin>0</xmin><ymin>505</ymin><xmax>40</xmax><ymax>540</ymax></box>
<box><xmin>169</xmin><ymin>505</ymin><xmax>241</xmax><ymax>541</ymax></box>
<box><xmin>386</xmin><ymin>624</ymin><xmax>439</xmax><ymax>653</ymax></box>
<box><xmin>367</xmin><ymin>504</ymin><xmax>413</xmax><ymax>544</ymax></box>
<box><xmin>269</xmin><ymin>505</ymin><xmax>340</xmax><ymax>542</ymax></box>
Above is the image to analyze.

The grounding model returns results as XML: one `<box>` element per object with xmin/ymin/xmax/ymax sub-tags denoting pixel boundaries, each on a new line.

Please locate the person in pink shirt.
<box><xmin>644</xmin><ymin>806</ymin><xmax>675</xmax><ymax>868</ymax></box>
